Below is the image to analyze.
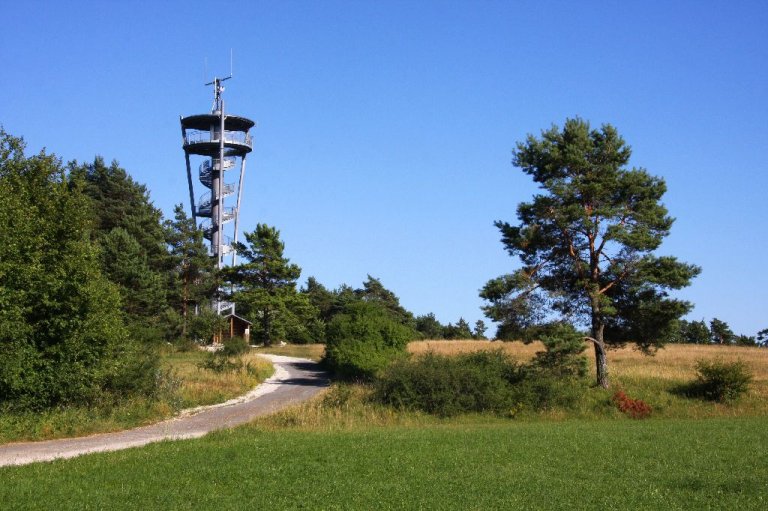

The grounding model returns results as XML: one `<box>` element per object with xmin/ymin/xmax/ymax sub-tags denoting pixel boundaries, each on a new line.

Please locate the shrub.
<box><xmin>612</xmin><ymin>391</ymin><xmax>652</xmax><ymax>419</ymax></box>
<box><xmin>374</xmin><ymin>351</ymin><xmax>520</xmax><ymax>417</ymax></box>
<box><xmin>692</xmin><ymin>358</ymin><xmax>753</xmax><ymax>403</ymax></box>
<box><xmin>221</xmin><ymin>336</ymin><xmax>250</xmax><ymax>357</ymax></box>
<box><xmin>323</xmin><ymin>302</ymin><xmax>413</xmax><ymax>380</ymax></box>
<box><xmin>198</xmin><ymin>337</ymin><xmax>253</xmax><ymax>374</ymax></box>
<box><xmin>529</xmin><ymin>323</ymin><xmax>587</xmax><ymax>378</ymax></box>
<box><xmin>374</xmin><ymin>350</ymin><xmax>584</xmax><ymax>417</ymax></box>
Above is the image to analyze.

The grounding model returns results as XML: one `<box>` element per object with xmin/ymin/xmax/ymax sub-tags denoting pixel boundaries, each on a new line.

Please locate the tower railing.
<box><xmin>184</xmin><ymin>130</ymin><xmax>253</xmax><ymax>148</ymax></box>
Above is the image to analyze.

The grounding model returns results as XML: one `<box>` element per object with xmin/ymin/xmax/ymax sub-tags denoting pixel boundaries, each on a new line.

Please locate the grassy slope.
<box><xmin>2</xmin><ymin>417</ymin><xmax>766</xmax><ymax>509</ymax></box>
<box><xmin>2</xmin><ymin>343</ymin><xmax>767</xmax><ymax>508</ymax></box>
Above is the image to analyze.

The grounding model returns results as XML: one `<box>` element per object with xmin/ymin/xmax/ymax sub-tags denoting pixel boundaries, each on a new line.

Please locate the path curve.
<box><xmin>0</xmin><ymin>355</ymin><xmax>329</xmax><ymax>467</ymax></box>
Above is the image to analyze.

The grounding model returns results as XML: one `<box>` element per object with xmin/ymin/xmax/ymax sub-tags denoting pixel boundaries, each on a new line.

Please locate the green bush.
<box><xmin>198</xmin><ymin>336</ymin><xmax>252</xmax><ymax>374</ymax></box>
<box><xmin>323</xmin><ymin>301</ymin><xmax>413</xmax><ymax>380</ymax></box>
<box><xmin>221</xmin><ymin>336</ymin><xmax>250</xmax><ymax>357</ymax></box>
<box><xmin>529</xmin><ymin>323</ymin><xmax>587</xmax><ymax>378</ymax></box>
<box><xmin>374</xmin><ymin>350</ymin><xmax>584</xmax><ymax>417</ymax></box>
<box><xmin>692</xmin><ymin>358</ymin><xmax>753</xmax><ymax>403</ymax></box>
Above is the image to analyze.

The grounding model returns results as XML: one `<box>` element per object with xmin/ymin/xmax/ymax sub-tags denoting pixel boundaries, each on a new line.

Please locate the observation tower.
<box><xmin>181</xmin><ymin>76</ymin><xmax>254</xmax><ymax>314</ymax></box>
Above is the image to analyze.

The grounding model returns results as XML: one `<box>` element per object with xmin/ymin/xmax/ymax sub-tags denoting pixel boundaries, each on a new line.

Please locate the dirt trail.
<box><xmin>0</xmin><ymin>355</ymin><xmax>328</xmax><ymax>467</ymax></box>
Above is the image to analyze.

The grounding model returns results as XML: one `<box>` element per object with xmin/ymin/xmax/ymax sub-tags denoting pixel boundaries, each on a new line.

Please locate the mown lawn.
<box><xmin>2</xmin><ymin>417</ymin><xmax>766</xmax><ymax>510</ymax></box>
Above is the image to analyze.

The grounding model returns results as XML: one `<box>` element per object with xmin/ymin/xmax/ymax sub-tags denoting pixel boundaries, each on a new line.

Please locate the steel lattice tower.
<box><xmin>181</xmin><ymin>77</ymin><xmax>254</xmax><ymax>314</ymax></box>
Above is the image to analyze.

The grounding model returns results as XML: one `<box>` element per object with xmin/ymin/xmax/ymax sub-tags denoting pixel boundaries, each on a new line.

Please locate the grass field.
<box><xmin>2</xmin><ymin>342</ymin><xmax>767</xmax><ymax>509</ymax></box>
<box><xmin>2</xmin><ymin>417</ymin><xmax>766</xmax><ymax>509</ymax></box>
<box><xmin>0</xmin><ymin>349</ymin><xmax>273</xmax><ymax>443</ymax></box>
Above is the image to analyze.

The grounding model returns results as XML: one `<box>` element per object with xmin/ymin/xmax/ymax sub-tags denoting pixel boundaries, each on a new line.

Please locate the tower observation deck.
<box><xmin>181</xmin><ymin>77</ymin><xmax>254</xmax><ymax>314</ymax></box>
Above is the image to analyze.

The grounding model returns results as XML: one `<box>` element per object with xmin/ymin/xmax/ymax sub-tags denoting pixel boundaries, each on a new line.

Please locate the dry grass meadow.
<box><xmin>410</xmin><ymin>340</ymin><xmax>768</xmax><ymax>385</ymax></box>
<box><xmin>163</xmin><ymin>350</ymin><xmax>274</xmax><ymax>408</ymax></box>
<box><xmin>255</xmin><ymin>340</ymin><xmax>768</xmax><ymax>430</ymax></box>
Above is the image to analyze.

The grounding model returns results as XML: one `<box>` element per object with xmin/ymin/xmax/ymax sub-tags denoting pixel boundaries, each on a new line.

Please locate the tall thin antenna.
<box><xmin>230</xmin><ymin>48</ymin><xmax>234</xmax><ymax>78</ymax></box>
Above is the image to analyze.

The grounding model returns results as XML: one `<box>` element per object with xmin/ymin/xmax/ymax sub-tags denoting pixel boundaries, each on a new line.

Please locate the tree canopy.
<box><xmin>165</xmin><ymin>204</ymin><xmax>216</xmax><ymax>339</ymax></box>
<box><xmin>0</xmin><ymin>129</ymin><xmax>155</xmax><ymax>409</ymax></box>
<box><xmin>224</xmin><ymin>225</ymin><xmax>317</xmax><ymax>345</ymax></box>
<box><xmin>69</xmin><ymin>157</ymin><xmax>171</xmax><ymax>340</ymax></box>
<box><xmin>481</xmin><ymin>118</ymin><xmax>700</xmax><ymax>387</ymax></box>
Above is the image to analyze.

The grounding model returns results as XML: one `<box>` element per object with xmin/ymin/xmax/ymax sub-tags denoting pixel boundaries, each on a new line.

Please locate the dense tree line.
<box><xmin>0</xmin><ymin>130</ymin><xmax>157</xmax><ymax>409</ymax></box>
<box><xmin>414</xmin><ymin>314</ymin><xmax>487</xmax><ymax>340</ymax></box>
<box><xmin>665</xmin><ymin>318</ymin><xmax>766</xmax><ymax>347</ymax></box>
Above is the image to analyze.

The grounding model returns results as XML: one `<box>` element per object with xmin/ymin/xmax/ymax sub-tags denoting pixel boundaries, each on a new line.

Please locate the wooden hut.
<box><xmin>213</xmin><ymin>313</ymin><xmax>252</xmax><ymax>344</ymax></box>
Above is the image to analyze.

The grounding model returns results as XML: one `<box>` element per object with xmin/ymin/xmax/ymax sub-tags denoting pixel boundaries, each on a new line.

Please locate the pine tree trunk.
<box><xmin>591</xmin><ymin>298</ymin><xmax>610</xmax><ymax>388</ymax></box>
<box><xmin>262</xmin><ymin>308</ymin><xmax>272</xmax><ymax>347</ymax></box>
<box><xmin>181</xmin><ymin>274</ymin><xmax>189</xmax><ymax>338</ymax></box>
<box><xmin>593</xmin><ymin>339</ymin><xmax>609</xmax><ymax>388</ymax></box>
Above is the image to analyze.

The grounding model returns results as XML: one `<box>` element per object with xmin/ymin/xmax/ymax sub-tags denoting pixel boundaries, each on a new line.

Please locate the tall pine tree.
<box><xmin>69</xmin><ymin>158</ymin><xmax>170</xmax><ymax>338</ymax></box>
<box><xmin>481</xmin><ymin>118</ymin><xmax>699</xmax><ymax>387</ymax></box>
<box><xmin>165</xmin><ymin>204</ymin><xmax>215</xmax><ymax>338</ymax></box>
<box><xmin>223</xmin><ymin>225</ymin><xmax>318</xmax><ymax>346</ymax></box>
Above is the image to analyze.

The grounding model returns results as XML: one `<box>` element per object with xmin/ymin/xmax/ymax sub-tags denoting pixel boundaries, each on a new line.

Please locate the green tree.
<box><xmin>0</xmin><ymin>129</ymin><xmax>154</xmax><ymax>409</ymax></box>
<box><xmin>415</xmin><ymin>313</ymin><xmax>445</xmax><ymax>339</ymax></box>
<box><xmin>473</xmin><ymin>319</ymin><xmax>488</xmax><ymax>340</ymax></box>
<box><xmin>356</xmin><ymin>275</ymin><xmax>415</xmax><ymax>327</ymax></box>
<box><xmin>681</xmin><ymin>319</ymin><xmax>711</xmax><ymax>344</ymax></box>
<box><xmin>70</xmin><ymin>157</ymin><xmax>167</xmax><ymax>272</ymax></box>
<box><xmin>710</xmin><ymin>318</ymin><xmax>735</xmax><ymax>345</ymax></box>
<box><xmin>224</xmin><ymin>224</ymin><xmax>317</xmax><ymax>346</ymax></box>
<box><xmin>735</xmin><ymin>334</ymin><xmax>756</xmax><ymax>346</ymax></box>
<box><xmin>481</xmin><ymin>118</ymin><xmax>699</xmax><ymax>387</ymax></box>
<box><xmin>100</xmin><ymin>227</ymin><xmax>167</xmax><ymax>319</ymax></box>
<box><xmin>324</xmin><ymin>301</ymin><xmax>412</xmax><ymax>380</ymax></box>
<box><xmin>70</xmin><ymin>158</ymin><xmax>170</xmax><ymax>336</ymax></box>
<box><xmin>301</xmin><ymin>276</ymin><xmax>336</xmax><ymax>322</ymax></box>
<box><xmin>444</xmin><ymin>318</ymin><xmax>473</xmax><ymax>340</ymax></box>
<box><xmin>165</xmin><ymin>204</ymin><xmax>215</xmax><ymax>338</ymax></box>
<box><xmin>757</xmin><ymin>328</ymin><xmax>768</xmax><ymax>347</ymax></box>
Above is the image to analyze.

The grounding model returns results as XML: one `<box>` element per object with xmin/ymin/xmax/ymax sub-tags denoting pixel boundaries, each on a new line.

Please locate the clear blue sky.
<box><xmin>2</xmin><ymin>1</ymin><xmax>766</xmax><ymax>336</ymax></box>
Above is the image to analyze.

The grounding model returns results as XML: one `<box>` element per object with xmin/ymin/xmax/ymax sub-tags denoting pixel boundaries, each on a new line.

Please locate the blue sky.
<box><xmin>2</xmin><ymin>1</ymin><xmax>766</xmax><ymax>336</ymax></box>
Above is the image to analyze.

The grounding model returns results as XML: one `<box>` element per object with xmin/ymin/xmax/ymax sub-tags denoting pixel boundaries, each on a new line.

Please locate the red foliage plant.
<box><xmin>612</xmin><ymin>391</ymin><xmax>652</xmax><ymax>419</ymax></box>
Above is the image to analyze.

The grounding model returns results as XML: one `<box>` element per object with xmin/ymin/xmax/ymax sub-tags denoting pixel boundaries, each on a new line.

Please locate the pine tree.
<box><xmin>710</xmin><ymin>318</ymin><xmax>735</xmax><ymax>345</ymax></box>
<box><xmin>481</xmin><ymin>118</ymin><xmax>699</xmax><ymax>387</ymax></box>
<box><xmin>356</xmin><ymin>275</ymin><xmax>415</xmax><ymax>327</ymax></box>
<box><xmin>165</xmin><ymin>204</ymin><xmax>215</xmax><ymax>338</ymax></box>
<box><xmin>223</xmin><ymin>225</ymin><xmax>318</xmax><ymax>346</ymax></box>
<box><xmin>69</xmin><ymin>157</ymin><xmax>170</xmax><ymax>335</ymax></box>
<box><xmin>473</xmin><ymin>320</ymin><xmax>488</xmax><ymax>340</ymax></box>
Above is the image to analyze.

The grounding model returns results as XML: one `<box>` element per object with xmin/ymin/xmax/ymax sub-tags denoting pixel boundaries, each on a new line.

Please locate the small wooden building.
<box><xmin>214</xmin><ymin>314</ymin><xmax>252</xmax><ymax>344</ymax></box>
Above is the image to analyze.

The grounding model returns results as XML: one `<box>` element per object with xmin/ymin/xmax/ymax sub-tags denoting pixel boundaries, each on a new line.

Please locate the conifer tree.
<box><xmin>481</xmin><ymin>118</ymin><xmax>699</xmax><ymax>387</ymax></box>
<box><xmin>69</xmin><ymin>157</ymin><xmax>170</xmax><ymax>334</ymax></box>
<box><xmin>165</xmin><ymin>204</ymin><xmax>215</xmax><ymax>338</ymax></box>
<box><xmin>223</xmin><ymin>225</ymin><xmax>317</xmax><ymax>345</ymax></box>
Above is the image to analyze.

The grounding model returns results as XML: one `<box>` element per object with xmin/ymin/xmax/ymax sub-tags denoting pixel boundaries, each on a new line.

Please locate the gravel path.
<box><xmin>0</xmin><ymin>355</ymin><xmax>329</xmax><ymax>467</ymax></box>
